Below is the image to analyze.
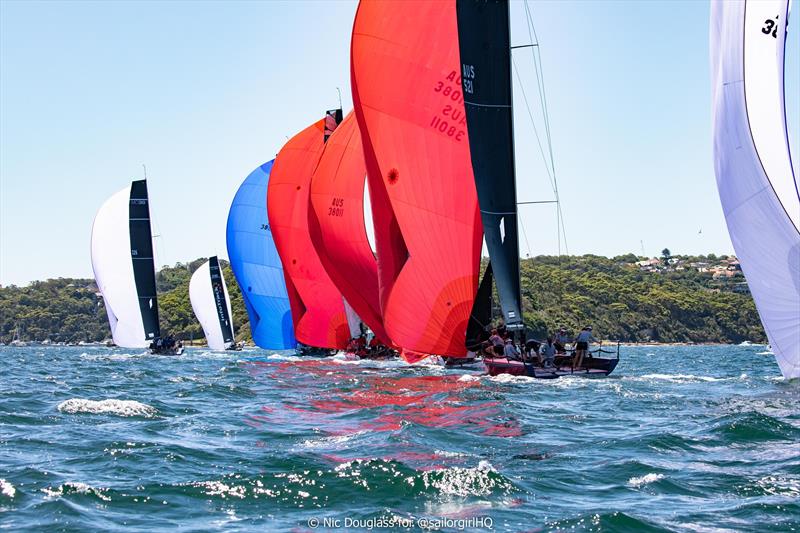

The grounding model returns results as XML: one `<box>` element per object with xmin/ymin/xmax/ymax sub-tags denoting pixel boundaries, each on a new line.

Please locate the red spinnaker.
<box><xmin>309</xmin><ymin>111</ymin><xmax>391</xmax><ymax>345</ymax></box>
<box><xmin>351</xmin><ymin>0</ymin><xmax>482</xmax><ymax>357</ymax></box>
<box><xmin>268</xmin><ymin>119</ymin><xmax>350</xmax><ymax>349</ymax></box>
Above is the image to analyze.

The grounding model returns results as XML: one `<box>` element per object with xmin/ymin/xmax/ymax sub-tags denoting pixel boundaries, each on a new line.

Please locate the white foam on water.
<box><xmin>417</xmin><ymin>460</ymin><xmax>507</xmax><ymax>497</ymax></box>
<box><xmin>488</xmin><ymin>374</ymin><xmax>536</xmax><ymax>384</ymax></box>
<box><xmin>299</xmin><ymin>431</ymin><xmax>367</xmax><ymax>449</ymax></box>
<box><xmin>58</xmin><ymin>398</ymin><xmax>157</xmax><ymax>418</ymax></box>
<box><xmin>0</xmin><ymin>479</ymin><xmax>15</xmax><ymax>498</ymax></box>
<box><xmin>191</xmin><ymin>480</ymin><xmax>247</xmax><ymax>499</ymax></box>
<box><xmin>434</xmin><ymin>449</ymin><xmax>472</xmax><ymax>458</ymax></box>
<box><xmin>628</xmin><ymin>473</ymin><xmax>664</xmax><ymax>488</ymax></box>
<box><xmin>265</xmin><ymin>353</ymin><xmax>302</xmax><ymax>362</ymax></box>
<box><xmin>754</xmin><ymin>475</ymin><xmax>800</xmax><ymax>497</ymax></box>
<box><xmin>457</xmin><ymin>374</ymin><xmax>481</xmax><ymax>382</ymax></box>
<box><xmin>639</xmin><ymin>373</ymin><xmax>725</xmax><ymax>383</ymax></box>
<box><xmin>41</xmin><ymin>482</ymin><xmax>111</xmax><ymax>501</ymax></box>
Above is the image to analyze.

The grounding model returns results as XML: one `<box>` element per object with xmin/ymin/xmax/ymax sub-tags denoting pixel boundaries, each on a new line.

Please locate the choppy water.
<box><xmin>0</xmin><ymin>345</ymin><xmax>798</xmax><ymax>532</ymax></box>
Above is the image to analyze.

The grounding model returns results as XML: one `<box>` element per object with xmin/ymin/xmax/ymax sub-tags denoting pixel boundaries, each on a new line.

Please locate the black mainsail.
<box><xmin>128</xmin><ymin>179</ymin><xmax>161</xmax><ymax>341</ymax></box>
<box><xmin>457</xmin><ymin>0</ymin><xmax>523</xmax><ymax>331</ymax></box>
<box><xmin>209</xmin><ymin>256</ymin><xmax>234</xmax><ymax>344</ymax></box>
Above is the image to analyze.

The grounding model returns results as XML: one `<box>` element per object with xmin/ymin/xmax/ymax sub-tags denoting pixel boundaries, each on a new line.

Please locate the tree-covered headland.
<box><xmin>0</xmin><ymin>254</ymin><xmax>765</xmax><ymax>345</ymax></box>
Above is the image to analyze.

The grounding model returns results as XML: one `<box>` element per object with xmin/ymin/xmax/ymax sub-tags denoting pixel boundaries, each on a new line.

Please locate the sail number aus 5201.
<box><xmin>462</xmin><ymin>64</ymin><xmax>475</xmax><ymax>95</ymax></box>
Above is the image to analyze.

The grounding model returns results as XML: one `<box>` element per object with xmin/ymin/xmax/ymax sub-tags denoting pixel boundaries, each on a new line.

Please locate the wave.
<box><xmin>57</xmin><ymin>398</ymin><xmax>157</xmax><ymax>418</ymax></box>
<box><xmin>546</xmin><ymin>511</ymin><xmax>667</xmax><ymax>532</ymax></box>
<box><xmin>0</xmin><ymin>479</ymin><xmax>15</xmax><ymax>498</ymax></box>
<box><xmin>639</xmin><ymin>373</ymin><xmax>728</xmax><ymax>383</ymax></box>
<box><xmin>709</xmin><ymin>411</ymin><xmax>800</xmax><ymax>442</ymax></box>
<box><xmin>628</xmin><ymin>473</ymin><xmax>665</xmax><ymax>488</ymax></box>
<box><xmin>487</xmin><ymin>374</ymin><xmax>536</xmax><ymax>384</ymax></box>
<box><xmin>416</xmin><ymin>460</ymin><xmax>512</xmax><ymax>497</ymax></box>
<box><xmin>41</xmin><ymin>482</ymin><xmax>111</xmax><ymax>501</ymax></box>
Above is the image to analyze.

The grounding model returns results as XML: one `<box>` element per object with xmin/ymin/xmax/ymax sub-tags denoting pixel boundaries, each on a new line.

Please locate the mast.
<box><xmin>457</xmin><ymin>0</ymin><xmax>524</xmax><ymax>333</ymax></box>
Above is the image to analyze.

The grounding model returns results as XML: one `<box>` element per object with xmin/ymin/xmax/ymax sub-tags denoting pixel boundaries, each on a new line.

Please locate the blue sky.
<box><xmin>1</xmin><ymin>0</ymin><xmax>797</xmax><ymax>286</ymax></box>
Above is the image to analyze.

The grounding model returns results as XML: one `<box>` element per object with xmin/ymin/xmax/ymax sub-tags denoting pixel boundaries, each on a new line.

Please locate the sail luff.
<box><xmin>711</xmin><ymin>0</ymin><xmax>800</xmax><ymax>379</ymax></box>
<box><xmin>456</xmin><ymin>0</ymin><xmax>524</xmax><ymax>331</ymax></box>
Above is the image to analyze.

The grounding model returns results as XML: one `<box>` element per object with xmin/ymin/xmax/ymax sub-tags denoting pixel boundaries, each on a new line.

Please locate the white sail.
<box><xmin>711</xmin><ymin>0</ymin><xmax>800</xmax><ymax>379</ymax></box>
<box><xmin>189</xmin><ymin>258</ymin><xmax>235</xmax><ymax>351</ymax></box>
<box><xmin>343</xmin><ymin>297</ymin><xmax>362</xmax><ymax>340</ymax></box>
<box><xmin>91</xmin><ymin>185</ymin><xmax>148</xmax><ymax>348</ymax></box>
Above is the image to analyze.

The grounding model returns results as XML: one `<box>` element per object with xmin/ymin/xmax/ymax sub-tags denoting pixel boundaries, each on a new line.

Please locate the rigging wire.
<box><xmin>519</xmin><ymin>0</ymin><xmax>570</xmax><ymax>256</ymax></box>
<box><xmin>518</xmin><ymin>213</ymin><xmax>533</xmax><ymax>259</ymax></box>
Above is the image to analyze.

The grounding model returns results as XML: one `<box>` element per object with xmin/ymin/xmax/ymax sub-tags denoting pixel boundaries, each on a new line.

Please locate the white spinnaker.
<box><xmin>189</xmin><ymin>260</ymin><xmax>235</xmax><ymax>350</ymax></box>
<box><xmin>712</xmin><ymin>0</ymin><xmax>800</xmax><ymax>379</ymax></box>
<box><xmin>91</xmin><ymin>185</ymin><xmax>148</xmax><ymax>348</ymax></box>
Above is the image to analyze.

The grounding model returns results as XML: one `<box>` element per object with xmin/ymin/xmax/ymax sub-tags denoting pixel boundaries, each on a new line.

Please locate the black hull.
<box><xmin>297</xmin><ymin>346</ymin><xmax>337</xmax><ymax>357</ymax></box>
<box><xmin>485</xmin><ymin>355</ymin><xmax>618</xmax><ymax>379</ymax></box>
<box><xmin>150</xmin><ymin>346</ymin><xmax>184</xmax><ymax>356</ymax></box>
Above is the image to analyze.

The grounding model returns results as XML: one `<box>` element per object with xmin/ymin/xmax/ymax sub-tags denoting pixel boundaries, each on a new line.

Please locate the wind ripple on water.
<box><xmin>0</xmin><ymin>344</ymin><xmax>798</xmax><ymax>531</ymax></box>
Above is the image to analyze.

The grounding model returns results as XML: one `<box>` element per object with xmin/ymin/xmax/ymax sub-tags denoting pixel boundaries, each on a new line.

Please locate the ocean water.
<box><xmin>0</xmin><ymin>345</ymin><xmax>798</xmax><ymax>532</ymax></box>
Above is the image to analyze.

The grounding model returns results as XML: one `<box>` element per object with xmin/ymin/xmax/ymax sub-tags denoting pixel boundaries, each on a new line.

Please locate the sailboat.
<box><xmin>351</xmin><ymin>0</ymin><xmax>483</xmax><ymax>362</ymax></box>
<box><xmin>91</xmin><ymin>179</ymin><xmax>183</xmax><ymax>355</ymax></box>
<box><xmin>711</xmin><ymin>0</ymin><xmax>799</xmax><ymax>379</ymax></box>
<box><xmin>189</xmin><ymin>256</ymin><xmax>240</xmax><ymax>351</ymax></box>
<box><xmin>268</xmin><ymin>113</ymin><xmax>353</xmax><ymax>356</ymax></box>
<box><xmin>455</xmin><ymin>1</ymin><xmax>617</xmax><ymax>378</ymax></box>
<box><xmin>10</xmin><ymin>325</ymin><xmax>27</xmax><ymax>347</ymax></box>
<box><xmin>226</xmin><ymin>161</ymin><xmax>296</xmax><ymax>350</ymax></box>
<box><xmin>308</xmin><ymin>110</ymin><xmax>396</xmax><ymax>358</ymax></box>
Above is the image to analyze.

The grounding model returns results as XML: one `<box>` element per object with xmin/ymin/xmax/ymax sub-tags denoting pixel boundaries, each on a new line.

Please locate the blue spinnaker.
<box><xmin>226</xmin><ymin>161</ymin><xmax>296</xmax><ymax>349</ymax></box>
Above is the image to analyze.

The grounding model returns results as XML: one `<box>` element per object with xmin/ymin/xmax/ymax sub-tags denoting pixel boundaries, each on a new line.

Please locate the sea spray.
<box><xmin>57</xmin><ymin>398</ymin><xmax>157</xmax><ymax>418</ymax></box>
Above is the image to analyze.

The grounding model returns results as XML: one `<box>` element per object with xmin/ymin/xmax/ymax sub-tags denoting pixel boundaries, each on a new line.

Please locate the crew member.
<box><xmin>489</xmin><ymin>329</ymin><xmax>504</xmax><ymax>348</ymax></box>
<box><xmin>503</xmin><ymin>337</ymin><xmax>520</xmax><ymax>359</ymax></box>
<box><xmin>554</xmin><ymin>327</ymin><xmax>570</xmax><ymax>353</ymax></box>
<box><xmin>574</xmin><ymin>326</ymin><xmax>596</xmax><ymax>370</ymax></box>
<box><xmin>541</xmin><ymin>337</ymin><xmax>557</xmax><ymax>368</ymax></box>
